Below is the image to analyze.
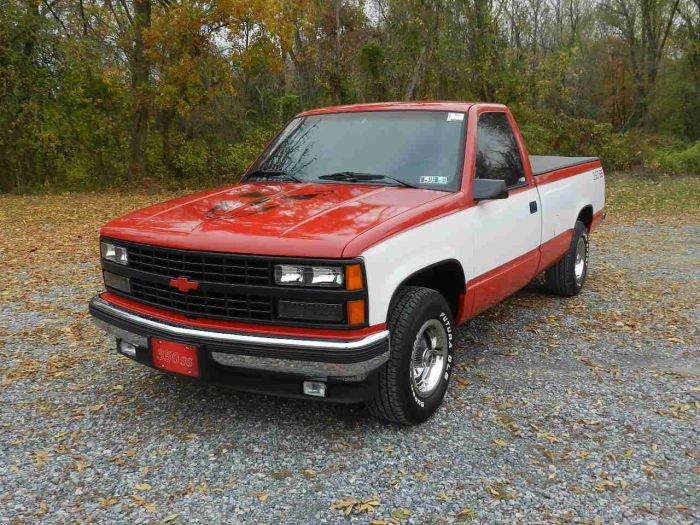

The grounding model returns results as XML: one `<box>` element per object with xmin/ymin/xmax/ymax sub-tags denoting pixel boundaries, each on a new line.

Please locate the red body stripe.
<box><xmin>534</xmin><ymin>160</ymin><xmax>602</xmax><ymax>186</ymax></box>
<box><xmin>298</xmin><ymin>101</ymin><xmax>476</xmax><ymax>117</ymax></box>
<box><xmin>591</xmin><ymin>209</ymin><xmax>605</xmax><ymax>232</ymax></box>
<box><xmin>536</xmin><ymin>229</ymin><xmax>574</xmax><ymax>274</ymax></box>
<box><xmin>343</xmin><ymin>192</ymin><xmax>469</xmax><ymax>257</ymax></box>
<box><xmin>101</xmin><ymin>292</ymin><xmax>386</xmax><ymax>339</ymax></box>
<box><xmin>455</xmin><ymin>228</ymin><xmax>582</xmax><ymax>324</ymax></box>
<box><xmin>461</xmin><ymin>248</ymin><xmax>540</xmax><ymax>322</ymax></box>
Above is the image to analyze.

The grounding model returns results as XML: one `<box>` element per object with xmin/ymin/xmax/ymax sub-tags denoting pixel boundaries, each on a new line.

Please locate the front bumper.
<box><xmin>89</xmin><ymin>296</ymin><xmax>390</xmax><ymax>401</ymax></box>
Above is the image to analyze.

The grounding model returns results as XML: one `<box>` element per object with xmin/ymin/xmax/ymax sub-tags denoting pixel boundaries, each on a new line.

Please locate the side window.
<box><xmin>475</xmin><ymin>112</ymin><xmax>526</xmax><ymax>188</ymax></box>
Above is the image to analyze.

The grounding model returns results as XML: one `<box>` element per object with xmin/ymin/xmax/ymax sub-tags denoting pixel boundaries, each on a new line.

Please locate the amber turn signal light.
<box><xmin>345</xmin><ymin>264</ymin><xmax>363</xmax><ymax>290</ymax></box>
<box><xmin>347</xmin><ymin>299</ymin><xmax>366</xmax><ymax>325</ymax></box>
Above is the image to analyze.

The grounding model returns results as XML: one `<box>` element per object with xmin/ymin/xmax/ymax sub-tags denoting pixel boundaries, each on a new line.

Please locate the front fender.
<box><xmin>361</xmin><ymin>214</ymin><xmax>474</xmax><ymax>325</ymax></box>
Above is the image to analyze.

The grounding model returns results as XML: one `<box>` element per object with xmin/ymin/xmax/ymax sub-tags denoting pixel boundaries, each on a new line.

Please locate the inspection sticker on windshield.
<box><xmin>446</xmin><ymin>112</ymin><xmax>464</xmax><ymax>121</ymax></box>
<box><xmin>420</xmin><ymin>176</ymin><xmax>448</xmax><ymax>185</ymax></box>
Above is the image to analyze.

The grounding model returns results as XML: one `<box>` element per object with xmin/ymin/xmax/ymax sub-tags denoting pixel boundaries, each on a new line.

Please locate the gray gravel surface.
<box><xmin>1</xmin><ymin>221</ymin><xmax>698</xmax><ymax>525</ymax></box>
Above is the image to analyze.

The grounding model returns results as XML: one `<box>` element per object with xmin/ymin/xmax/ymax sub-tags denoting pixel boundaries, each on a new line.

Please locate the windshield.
<box><xmin>248</xmin><ymin>110</ymin><xmax>467</xmax><ymax>191</ymax></box>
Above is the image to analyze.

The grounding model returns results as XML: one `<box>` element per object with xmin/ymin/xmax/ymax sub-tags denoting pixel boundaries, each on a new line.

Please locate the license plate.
<box><xmin>151</xmin><ymin>338</ymin><xmax>199</xmax><ymax>377</ymax></box>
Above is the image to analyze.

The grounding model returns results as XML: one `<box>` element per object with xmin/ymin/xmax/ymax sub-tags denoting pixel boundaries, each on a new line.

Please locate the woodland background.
<box><xmin>1</xmin><ymin>0</ymin><xmax>699</xmax><ymax>193</ymax></box>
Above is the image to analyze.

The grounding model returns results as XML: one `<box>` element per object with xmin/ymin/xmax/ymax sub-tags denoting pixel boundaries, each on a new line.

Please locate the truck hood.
<box><xmin>101</xmin><ymin>182</ymin><xmax>451</xmax><ymax>258</ymax></box>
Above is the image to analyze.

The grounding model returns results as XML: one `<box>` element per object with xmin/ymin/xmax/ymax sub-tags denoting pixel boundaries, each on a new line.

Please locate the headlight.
<box><xmin>100</xmin><ymin>241</ymin><xmax>128</xmax><ymax>265</ymax></box>
<box><xmin>274</xmin><ymin>264</ymin><xmax>344</xmax><ymax>287</ymax></box>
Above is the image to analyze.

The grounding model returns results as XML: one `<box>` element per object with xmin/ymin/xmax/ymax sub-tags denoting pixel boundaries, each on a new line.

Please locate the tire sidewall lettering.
<box><xmin>576</xmin><ymin>230</ymin><xmax>589</xmax><ymax>290</ymax></box>
<box><xmin>409</xmin><ymin>311</ymin><xmax>454</xmax><ymax>410</ymax></box>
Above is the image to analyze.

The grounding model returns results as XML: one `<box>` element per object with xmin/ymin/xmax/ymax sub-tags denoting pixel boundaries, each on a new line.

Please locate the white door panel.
<box><xmin>472</xmin><ymin>187</ymin><xmax>541</xmax><ymax>276</ymax></box>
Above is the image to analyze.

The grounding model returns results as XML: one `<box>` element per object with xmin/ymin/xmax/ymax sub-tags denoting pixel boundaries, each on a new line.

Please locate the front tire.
<box><xmin>544</xmin><ymin>220</ymin><xmax>589</xmax><ymax>296</ymax></box>
<box><xmin>367</xmin><ymin>286</ymin><xmax>455</xmax><ymax>425</ymax></box>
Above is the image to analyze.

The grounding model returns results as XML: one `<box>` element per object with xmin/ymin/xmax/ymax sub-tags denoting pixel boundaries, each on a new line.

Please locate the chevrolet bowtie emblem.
<box><xmin>169</xmin><ymin>276</ymin><xmax>199</xmax><ymax>293</ymax></box>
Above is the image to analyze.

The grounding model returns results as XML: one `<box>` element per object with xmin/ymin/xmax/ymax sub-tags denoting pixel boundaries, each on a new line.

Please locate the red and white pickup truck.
<box><xmin>90</xmin><ymin>102</ymin><xmax>605</xmax><ymax>424</ymax></box>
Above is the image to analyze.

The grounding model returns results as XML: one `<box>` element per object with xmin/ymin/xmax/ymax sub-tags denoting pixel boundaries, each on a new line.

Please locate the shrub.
<box><xmin>223</xmin><ymin>127</ymin><xmax>276</xmax><ymax>181</ymax></box>
<box><xmin>513</xmin><ymin>107</ymin><xmax>688</xmax><ymax>172</ymax></box>
<box><xmin>657</xmin><ymin>142</ymin><xmax>700</xmax><ymax>175</ymax></box>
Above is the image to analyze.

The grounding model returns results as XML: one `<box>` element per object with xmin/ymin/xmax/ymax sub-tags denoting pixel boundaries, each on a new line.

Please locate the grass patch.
<box><xmin>606</xmin><ymin>172</ymin><xmax>700</xmax><ymax>222</ymax></box>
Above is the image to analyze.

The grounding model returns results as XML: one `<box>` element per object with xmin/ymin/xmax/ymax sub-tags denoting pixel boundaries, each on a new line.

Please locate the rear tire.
<box><xmin>367</xmin><ymin>286</ymin><xmax>455</xmax><ymax>425</ymax></box>
<box><xmin>544</xmin><ymin>220</ymin><xmax>589</xmax><ymax>296</ymax></box>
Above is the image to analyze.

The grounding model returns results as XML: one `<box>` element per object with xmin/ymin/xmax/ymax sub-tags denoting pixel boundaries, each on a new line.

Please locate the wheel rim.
<box><xmin>410</xmin><ymin>319</ymin><xmax>449</xmax><ymax>398</ymax></box>
<box><xmin>574</xmin><ymin>236</ymin><xmax>587</xmax><ymax>285</ymax></box>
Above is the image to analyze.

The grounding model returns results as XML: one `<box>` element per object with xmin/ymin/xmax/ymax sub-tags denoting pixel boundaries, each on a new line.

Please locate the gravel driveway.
<box><xmin>1</xmin><ymin>195</ymin><xmax>698</xmax><ymax>524</ymax></box>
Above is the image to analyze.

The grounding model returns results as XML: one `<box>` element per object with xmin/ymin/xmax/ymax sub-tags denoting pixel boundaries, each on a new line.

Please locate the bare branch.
<box><xmin>41</xmin><ymin>0</ymin><xmax>68</xmax><ymax>33</ymax></box>
<box><xmin>118</xmin><ymin>0</ymin><xmax>134</xmax><ymax>25</ymax></box>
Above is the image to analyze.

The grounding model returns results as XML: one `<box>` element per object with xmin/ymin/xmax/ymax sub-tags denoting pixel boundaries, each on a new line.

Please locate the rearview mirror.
<box><xmin>472</xmin><ymin>179</ymin><xmax>508</xmax><ymax>201</ymax></box>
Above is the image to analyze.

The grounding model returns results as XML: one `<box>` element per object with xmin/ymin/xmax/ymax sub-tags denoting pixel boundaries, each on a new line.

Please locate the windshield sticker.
<box><xmin>447</xmin><ymin>112</ymin><xmax>464</xmax><ymax>122</ymax></box>
<box><xmin>420</xmin><ymin>176</ymin><xmax>448</xmax><ymax>185</ymax></box>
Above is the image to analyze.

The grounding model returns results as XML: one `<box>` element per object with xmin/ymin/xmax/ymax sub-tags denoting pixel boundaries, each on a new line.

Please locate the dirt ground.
<box><xmin>0</xmin><ymin>174</ymin><xmax>698</xmax><ymax>524</ymax></box>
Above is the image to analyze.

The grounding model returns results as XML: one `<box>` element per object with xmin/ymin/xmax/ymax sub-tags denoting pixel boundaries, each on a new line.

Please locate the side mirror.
<box><xmin>472</xmin><ymin>178</ymin><xmax>508</xmax><ymax>201</ymax></box>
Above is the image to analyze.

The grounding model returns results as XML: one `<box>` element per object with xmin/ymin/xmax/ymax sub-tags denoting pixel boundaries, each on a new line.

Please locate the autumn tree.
<box><xmin>600</xmin><ymin>0</ymin><xmax>681</xmax><ymax>128</ymax></box>
<box><xmin>1</xmin><ymin>0</ymin><xmax>699</xmax><ymax>193</ymax></box>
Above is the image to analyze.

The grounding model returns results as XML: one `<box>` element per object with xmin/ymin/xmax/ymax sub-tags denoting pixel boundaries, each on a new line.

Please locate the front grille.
<box><xmin>101</xmin><ymin>238</ymin><xmax>366</xmax><ymax>328</ymax></box>
<box><xmin>130</xmin><ymin>278</ymin><xmax>274</xmax><ymax>321</ymax></box>
<box><xmin>127</xmin><ymin>243</ymin><xmax>272</xmax><ymax>286</ymax></box>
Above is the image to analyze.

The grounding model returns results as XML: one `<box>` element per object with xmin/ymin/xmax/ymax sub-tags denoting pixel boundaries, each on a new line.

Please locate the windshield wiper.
<box><xmin>242</xmin><ymin>169</ymin><xmax>303</xmax><ymax>183</ymax></box>
<box><xmin>318</xmin><ymin>172</ymin><xmax>418</xmax><ymax>189</ymax></box>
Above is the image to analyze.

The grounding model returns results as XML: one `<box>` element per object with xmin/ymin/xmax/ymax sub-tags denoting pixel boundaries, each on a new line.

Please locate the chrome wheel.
<box><xmin>410</xmin><ymin>319</ymin><xmax>449</xmax><ymax>398</ymax></box>
<box><xmin>574</xmin><ymin>235</ymin><xmax>587</xmax><ymax>285</ymax></box>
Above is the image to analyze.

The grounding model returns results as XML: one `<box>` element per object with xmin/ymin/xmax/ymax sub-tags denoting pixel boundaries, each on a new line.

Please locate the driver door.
<box><xmin>469</xmin><ymin>111</ymin><xmax>542</xmax><ymax>316</ymax></box>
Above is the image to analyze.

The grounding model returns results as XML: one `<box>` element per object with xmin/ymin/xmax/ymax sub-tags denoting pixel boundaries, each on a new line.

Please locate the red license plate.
<box><xmin>151</xmin><ymin>339</ymin><xmax>199</xmax><ymax>377</ymax></box>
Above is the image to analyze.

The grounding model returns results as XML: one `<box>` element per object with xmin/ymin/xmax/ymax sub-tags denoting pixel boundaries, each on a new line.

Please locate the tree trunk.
<box><xmin>290</xmin><ymin>27</ymin><xmax>312</xmax><ymax>104</ymax></box>
<box><xmin>404</xmin><ymin>45</ymin><xmax>427</xmax><ymax>100</ymax></box>
<box><xmin>128</xmin><ymin>0</ymin><xmax>151</xmax><ymax>179</ymax></box>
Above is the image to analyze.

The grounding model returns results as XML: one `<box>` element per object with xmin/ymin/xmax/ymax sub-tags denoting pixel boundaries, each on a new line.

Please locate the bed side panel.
<box><xmin>536</xmin><ymin>164</ymin><xmax>605</xmax><ymax>244</ymax></box>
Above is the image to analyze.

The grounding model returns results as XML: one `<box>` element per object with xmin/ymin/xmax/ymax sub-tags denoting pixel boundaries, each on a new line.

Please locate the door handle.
<box><xmin>529</xmin><ymin>201</ymin><xmax>538</xmax><ymax>214</ymax></box>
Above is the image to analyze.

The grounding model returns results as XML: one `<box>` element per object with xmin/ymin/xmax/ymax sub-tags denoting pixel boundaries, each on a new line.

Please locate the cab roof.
<box><xmin>297</xmin><ymin>101</ymin><xmax>479</xmax><ymax>117</ymax></box>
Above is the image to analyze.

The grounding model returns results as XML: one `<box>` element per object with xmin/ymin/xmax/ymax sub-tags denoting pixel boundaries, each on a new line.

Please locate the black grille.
<box><xmin>101</xmin><ymin>238</ymin><xmax>366</xmax><ymax>328</ymax></box>
<box><xmin>130</xmin><ymin>278</ymin><xmax>274</xmax><ymax>321</ymax></box>
<box><xmin>127</xmin><ymin>243</ymin><xmax>272</xmax><ymax>285</ymax></box>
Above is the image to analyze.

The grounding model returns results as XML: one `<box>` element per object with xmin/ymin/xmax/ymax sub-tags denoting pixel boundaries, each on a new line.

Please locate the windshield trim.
<box><xmin>245</xmin><ymin>109</ymin><xmax>468</xmax><ymax>193</ymax></box>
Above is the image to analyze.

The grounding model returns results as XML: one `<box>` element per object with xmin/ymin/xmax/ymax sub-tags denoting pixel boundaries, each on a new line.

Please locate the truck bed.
<box><xmin>529</xmin><ymin>155</ymin><xmax>598</xmax><ymax>176</ymax></box>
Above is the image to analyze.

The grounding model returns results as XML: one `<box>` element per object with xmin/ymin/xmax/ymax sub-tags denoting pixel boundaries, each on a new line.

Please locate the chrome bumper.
<box><xmin>89</xmin><ymin>296</ymin><xmax>390</xmax><ymax>379</ymax></box>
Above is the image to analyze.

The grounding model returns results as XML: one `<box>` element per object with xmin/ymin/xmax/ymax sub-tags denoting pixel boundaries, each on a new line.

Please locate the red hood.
<box><xmin>101</xmin><ymin>183</ymin><xmax>454</xmax><ymax>258</ymax></box>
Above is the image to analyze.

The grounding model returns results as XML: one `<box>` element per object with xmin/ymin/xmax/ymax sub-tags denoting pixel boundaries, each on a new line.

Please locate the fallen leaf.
<box><xmin>485</xmin><ymin>482</ymin><xmax>516</xmax><ymax>500</ymax></box>
<box><xmin>456</xmin><ymin>508</ymin><xmax>478</xmax><ymax>522</ymax></box>
<box><xmin>331</xmin><ymin>496</ymin><xmax>379</xmax><ymax>516</ymax></box>
<box><xmin>99</xmin><ymin>496</ymin><xmax>119</xmax><ymax>508</ymax></box>
<box><xmin>33</xmin><ymin>503</ymin><xmax>48</xmax><ymax>516</ymax></box>
<box><xmin>538</xmin><ymin>432</ymin><xmax>561</xmax><ymax>443</ymax></box>
<box><xmin>251</xmin><ymin>490</ymin><xmax>269</xmax><ymax>502</ymax></box>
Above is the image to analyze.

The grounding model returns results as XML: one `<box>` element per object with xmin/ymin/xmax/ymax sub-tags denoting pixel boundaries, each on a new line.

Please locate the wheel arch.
<box><xmin>387</xmin><ymin>259</ymin><xmax>466</xmax><ymax>321</ymax></box>
<box><xmin>577</xmin><ymin>205</ymin><xmax>594</xmax><ymax>232</ymax></box>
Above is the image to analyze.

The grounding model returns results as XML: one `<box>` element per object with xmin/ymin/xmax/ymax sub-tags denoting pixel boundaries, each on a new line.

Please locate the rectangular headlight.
<box><xmin>100</xmin><ymin>241</ymin><xmax>128</xmax><ymax>265</ymax></box>
<box><xmin>275</xmin><ymin>265</ymin><xmax>305</xmax><ymax>285</ymax></box>
<box><xmin>274</xmin><ymin>265</ymin><xmax>344</xmax><ymax>287</ymax></box>
<box><xmin>311</xmin><ymin>267</ymin><xmax>343</xmax><ymax>286</ymax></box>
